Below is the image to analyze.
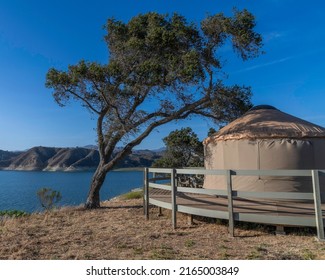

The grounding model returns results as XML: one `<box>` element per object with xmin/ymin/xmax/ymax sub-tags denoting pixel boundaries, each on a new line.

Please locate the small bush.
<box><xmin>0</xmin><ymin>210</ymin><xmax>29</xmax><ymax>218</ymax></box>
<box><xmin>37</xmin><ymin>187</ymin><xmax>62</xmax><ymax>211</ymax></box>
<box><xmin>121</xmin><ymin>190</ymin><xmax>143</xmax><ymax>200</ymax></box>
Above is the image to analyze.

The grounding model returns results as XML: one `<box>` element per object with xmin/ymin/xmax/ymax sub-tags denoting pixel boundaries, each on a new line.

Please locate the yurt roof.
<box><xmin>205</xmin><ymin>105</ymin><xmax>325</xmax><ymax>143</ymax></box>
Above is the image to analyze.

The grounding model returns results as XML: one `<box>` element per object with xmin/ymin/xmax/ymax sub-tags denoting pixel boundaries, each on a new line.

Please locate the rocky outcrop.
<box><xmin>0</xmin><ymin>146</ymin><xmax>162</xmax><ymax>171</ymax></box>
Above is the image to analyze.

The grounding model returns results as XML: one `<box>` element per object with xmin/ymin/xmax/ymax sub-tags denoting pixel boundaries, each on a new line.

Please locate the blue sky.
<box><xmin>0</xmin><ymin>0</ymin><xmax>324</xmax><ymax>151</ymax></box>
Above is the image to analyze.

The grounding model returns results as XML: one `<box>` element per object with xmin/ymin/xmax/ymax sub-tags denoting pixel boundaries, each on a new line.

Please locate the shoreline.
<box><xmin>0</xmin><ymin>167</ymin><xmax>145</xmax><ymax>172</ymax></box>
<box><xmin>0</xmin><ymin>170</ymin><xmax>144</xmax><ymax>213</ymax></box>
<box><xmin>0</xmin><ymin>187</ymin><xmax>144</xmax><ymax>215</ymax></box>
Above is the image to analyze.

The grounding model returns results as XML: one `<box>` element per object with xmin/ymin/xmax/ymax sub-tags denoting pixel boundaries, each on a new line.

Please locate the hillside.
<box><xmin>0</xmin><ymin>146</ymin><xmax>162</xmax><ymax>171</ymax></box>
<box><xmin>0</xmin><ymin>150</ymin><xmax>21</xmax><ymax>168</ymax></box>
<box><xmin>0</xmin><ymin>197</ymin><xmax>324</xmax><ymax>260</ymax></box>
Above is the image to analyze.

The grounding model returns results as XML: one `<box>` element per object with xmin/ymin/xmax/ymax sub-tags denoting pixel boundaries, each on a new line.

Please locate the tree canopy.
<box><xmin>152</xmin><ymin>127</ymin><xmax>204</xmax><ymax>168</ymax></box>
<box><xmin>45</xmin><ymin>10</ymin><xmax>263</xmax><ymax>208</ymax></box>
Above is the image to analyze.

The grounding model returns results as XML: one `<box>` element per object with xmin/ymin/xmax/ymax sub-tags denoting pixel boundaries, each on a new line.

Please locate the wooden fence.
<box><xmin>143</xmin><ymin>168</ymin><xmax>325</xmax><ymax>241</ymax></box>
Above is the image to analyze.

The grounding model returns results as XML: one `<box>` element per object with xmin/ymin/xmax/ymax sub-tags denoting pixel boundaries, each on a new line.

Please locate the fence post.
<box><xmin>152</xmin><ymin>172</ymin><xmax>163</xmax><ymax>216</ymax></box>
<box><xmin>171</xmin><ymin>168</ymin><xmax>177</xmax><ymax>229</ymax></box>
<box><xmin>311</xmin><ymin>170</ymin><xmax>324</xmax><ymax>241</ymax></box>
<box><xmin>143</xmin><ymin>168</ymin><xmax>146</xmax><ymax>215</ymax></box>
<box><xmin>226</xmin><ymin>169</ymin><xmax>235</xmax><ymax>237</ymax></box>
<box><xmin>144</xmin><ymin>167</ymin><xmax>149</xmax><ymax>220</ymax></box>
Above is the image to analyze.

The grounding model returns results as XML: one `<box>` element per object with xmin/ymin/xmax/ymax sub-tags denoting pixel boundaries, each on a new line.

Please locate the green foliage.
<box><xmin>153</xmin><ymin>127</ymin><xmax>203</xmax><ymax>168</ymax></box>
<box><xmin>0</xmin><ymin>210</ymin><xmax>29</xmax><ymax>218</ymax></box>
<box><xmin>208</xmin><ymin>127</ymin><xmax>217</xmax><ymax>137</ymax></box>
<box><xmin>121</xmin><ymin>190</ymin><xmax>143</xmax><ymax>200</ymax></box>
<box><xmin>105</xmin><ymin>13</ymin><xmax>204</xmax><ymax>86</ymax></box>
<box><xmin>37</xmin><ymin>187</ymin><xmax>62</xmax><ymax>211</ymax></box>
<box><xmin>201</xmin><ymin>8</ymin><xmax>262</xmax><ymax>60</ymax></box>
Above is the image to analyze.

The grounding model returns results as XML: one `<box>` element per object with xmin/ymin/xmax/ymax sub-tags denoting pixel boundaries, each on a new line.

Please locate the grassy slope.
<box><xmin>0</xmin><ymin>198</ymin><xmax>324</xmax><ymax>260</ymax></box>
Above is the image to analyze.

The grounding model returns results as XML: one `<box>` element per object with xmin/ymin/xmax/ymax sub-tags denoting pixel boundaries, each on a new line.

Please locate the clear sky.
<box><xmin>0</xmin><ymin>0</ymin><xmax>325</xmax><ymax>151</ymax></box>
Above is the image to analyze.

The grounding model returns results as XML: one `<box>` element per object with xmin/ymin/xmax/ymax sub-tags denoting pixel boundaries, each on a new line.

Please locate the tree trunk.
<box><xmin>85</xmin><ymin>164</ymin><xmax>108</xmax><ymax>209</ymax></box>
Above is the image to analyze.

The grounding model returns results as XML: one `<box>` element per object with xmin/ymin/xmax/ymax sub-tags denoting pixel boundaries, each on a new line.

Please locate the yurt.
<box><xmin>203</xmin><ymin>105</ymin><xmax>325</xmax><ymax>195</ymax></box>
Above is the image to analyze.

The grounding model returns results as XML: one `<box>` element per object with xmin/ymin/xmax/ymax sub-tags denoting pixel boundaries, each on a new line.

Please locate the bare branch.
<box><xmin>105</xmin><ymin>95</ymin><xmax>210</xmax><ymax>170</ymax></box>
<box><xmin>66</xmin><ymin>88</ymin><xmax>101</xmax><ymax>115</ymax></box>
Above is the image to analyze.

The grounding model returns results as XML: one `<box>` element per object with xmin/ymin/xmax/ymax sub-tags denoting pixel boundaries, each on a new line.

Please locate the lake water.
<box><xmin>0</xmin><ymin>170</ymin><xmax>144</xmax><ymax>213</ymax></box>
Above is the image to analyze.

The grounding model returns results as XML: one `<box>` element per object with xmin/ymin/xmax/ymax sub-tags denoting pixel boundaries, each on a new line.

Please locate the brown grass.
<box><xmin>1</xmin><ymin>198</ymin><xmax>325</xmax><ymax>260</ymax></box>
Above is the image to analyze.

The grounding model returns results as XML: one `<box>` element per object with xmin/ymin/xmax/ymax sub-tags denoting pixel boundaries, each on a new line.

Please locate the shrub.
<box><xmin>121</xmin><ymin>190</ymin><xmax>143</xmax><ymax>200</ymax></box>
<box><xmin>0</xmin><ymin>210</ymin><xmax>29</xmax><ymax>218</ymax></box>
<box><xmin>37</xmin><ymin>187</ymin><xmax>62</xmax><ymax>210</ymax></box>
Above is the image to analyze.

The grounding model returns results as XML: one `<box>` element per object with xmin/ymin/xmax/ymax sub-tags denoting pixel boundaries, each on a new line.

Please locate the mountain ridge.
<box><xmin>0</xmin><ymin>146</ymin><xmax>163</xmax><ymax>171</ymax></box>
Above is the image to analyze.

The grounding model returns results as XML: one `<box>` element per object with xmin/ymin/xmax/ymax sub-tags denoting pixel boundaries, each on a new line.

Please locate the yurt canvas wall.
<box><xmin>203</xmin><ymin>105</ymin><xmax>325</xmax><ymax>195</ymax></box>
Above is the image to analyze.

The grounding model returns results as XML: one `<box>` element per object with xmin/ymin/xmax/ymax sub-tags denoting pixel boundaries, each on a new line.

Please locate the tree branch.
<box><xmin>66</xmin><ymin>88</ymin><xmax>101</xmax><ymax>115</ymax></box>
<box><xmin>104</xmin><ymin>95</ymin><xmax>210</xmax><ymax>171</ymax></box>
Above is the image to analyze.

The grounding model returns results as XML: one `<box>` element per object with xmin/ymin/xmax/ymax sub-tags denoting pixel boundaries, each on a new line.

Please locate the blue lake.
<box><xmin>0</xmin><ymin>170</ymin><xmax>144</xmax><ymax>213</ymax></box>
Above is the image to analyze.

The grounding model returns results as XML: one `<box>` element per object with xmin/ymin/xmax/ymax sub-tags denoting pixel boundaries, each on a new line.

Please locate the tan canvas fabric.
<box><xmin>203</xmin><ymin>107</ymin><xmax>325</xmax><ymax>199</ymax></box>
<box><xmin>204</xmin><ymin>107</ymin><xmax>325</xmax><ymax>143</ymax></box>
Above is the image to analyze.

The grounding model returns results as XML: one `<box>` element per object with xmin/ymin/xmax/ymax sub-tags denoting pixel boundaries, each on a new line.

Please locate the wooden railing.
<box><xmin>143</xmin><ymin>168</ymin><xmax>325</xmax><ymax>241</ymax></box>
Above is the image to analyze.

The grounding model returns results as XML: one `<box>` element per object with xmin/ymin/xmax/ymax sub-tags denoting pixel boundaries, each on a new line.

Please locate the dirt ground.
<box><xmin>1</xmin><ymin>198</ymin><xmax>325</xmax><ymax>260</ymax></box>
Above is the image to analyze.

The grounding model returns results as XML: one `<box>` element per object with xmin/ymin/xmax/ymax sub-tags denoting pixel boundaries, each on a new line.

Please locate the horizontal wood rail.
<box><xmin>143</xmin><ymin>168</ymin><xmax>325</xmax><ymax>241</ymax></box>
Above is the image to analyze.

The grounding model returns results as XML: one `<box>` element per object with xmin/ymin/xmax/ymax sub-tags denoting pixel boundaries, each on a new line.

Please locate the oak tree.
<box><xmin>46</xmin><ymin>10</ymin><xmax>262</xmax><ymax>208</ymax></box>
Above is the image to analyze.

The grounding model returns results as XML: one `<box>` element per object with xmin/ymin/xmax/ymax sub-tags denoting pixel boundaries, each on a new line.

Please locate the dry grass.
<box><xmin>1</xmin><ymin>198</ymin><xmax>325</xmax><ymax>260</ymax></box>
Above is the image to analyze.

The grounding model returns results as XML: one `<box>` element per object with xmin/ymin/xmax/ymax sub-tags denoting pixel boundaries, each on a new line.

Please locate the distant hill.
<box><xmin>0</xmin><ymin>146</ymin><xmax>162</xmax><ymax>171</ymax></box>
<box><xmin>0</xmin><ymin>150</ymin><xmax>21</xmax><ymax>168</ymax></box>
<box><xmin>83</xmin><ymin>145</ymin><xmax>98</xmax><ymax>150</ymax></box>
